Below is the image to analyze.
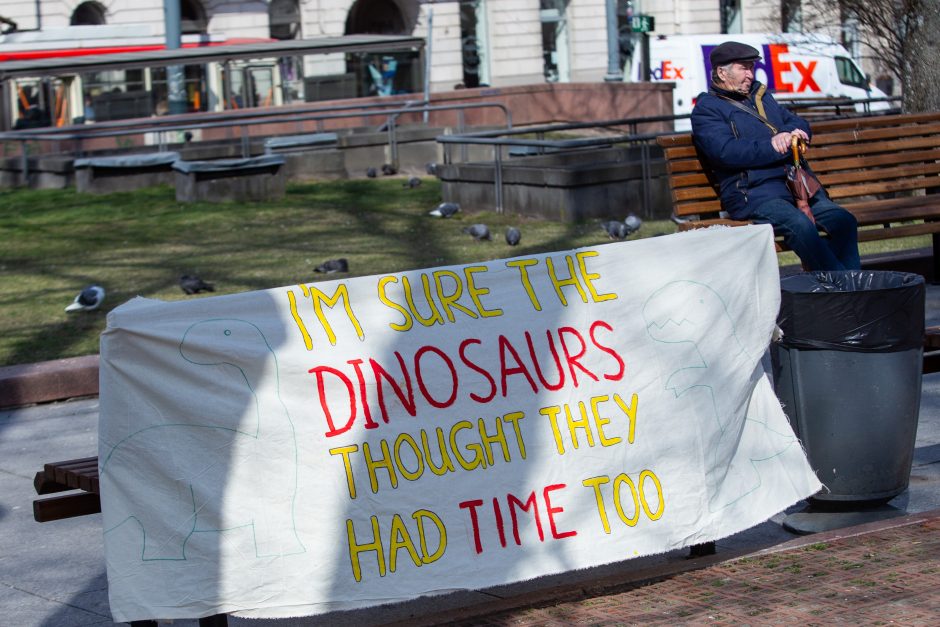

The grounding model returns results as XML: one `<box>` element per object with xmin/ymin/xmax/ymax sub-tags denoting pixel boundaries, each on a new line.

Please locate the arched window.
<box><xmin>70</xmin><ymin>1</ymin><xmax>107</xmax><ymax>26</ymax></box>
<box><xmin>720</xmin><ymin>0</ymin><xmax>741</xmax><ymax>34</ymax></box>
<box><xmin>270</xmin><ymin>0</ymin><xmax>301</xmax><ymax>40</ymax></box>
<box><xmin>345</xmin><ymin>0</ymin><xmax>406</xmax><ymax>35</ymax></box>
<box><xmin>181</xmin><ymin>0</ymin><xmax>208</xmax><ymax>35</ymax></box>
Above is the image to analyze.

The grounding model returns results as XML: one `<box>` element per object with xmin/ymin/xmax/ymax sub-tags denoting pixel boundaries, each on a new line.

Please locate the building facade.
<box><xmin>0</xmin><ymin>1</ymin><xmax>872</xmax><ymax>92</ymax></box>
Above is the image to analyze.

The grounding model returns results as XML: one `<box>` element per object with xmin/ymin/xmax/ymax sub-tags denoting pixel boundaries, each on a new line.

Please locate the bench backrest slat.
<box><xmin>821</xmin><ymin>162</ymin><xmax>940</xmax><ymax>186</ymax></box>
<box><xmin>810</xmin><ymin>148</ymin><xmax>940</xmax><ymax>172</ymax></box>
<box><xmin>811</xmin><ymin>136</ymin><xmax>940</xmax><ymax>159</ymax></box>
<box><xmin>810</xmin><ymin>111</ymin><xmax>940</xmax><ymax>132</ymax></box>
<box><xmin>826</xmin><ymin>175</ymin><xmax>940</xmax><ymax>200</ymax></box>
<box><xmin>812</xmin><ymin>121</ymin><xmax>940</xmax><ymax>146</ymax></box>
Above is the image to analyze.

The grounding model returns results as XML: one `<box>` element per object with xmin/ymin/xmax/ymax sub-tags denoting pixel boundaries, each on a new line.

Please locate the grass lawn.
<box><xmin>0</xmin><ymin>178</ymin><xmax>670</xmax><ymax>367</ymax></box>
<box><xmin>0</xmin><ymin>178</ymin><xmax>928</xmax><ymax>367</ymax></box>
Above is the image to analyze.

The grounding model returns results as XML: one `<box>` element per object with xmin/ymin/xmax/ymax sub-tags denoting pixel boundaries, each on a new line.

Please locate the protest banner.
<box><xmin>98</xmin><ymin>225</ymin><xmax>821</xmax><ymax>621</ymax></box>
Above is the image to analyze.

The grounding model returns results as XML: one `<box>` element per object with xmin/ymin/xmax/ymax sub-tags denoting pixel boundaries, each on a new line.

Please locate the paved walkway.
<box><xmin>433</xmin><ymin>511</ymin><xmax>940</xmax><ymax>626</ymax></box>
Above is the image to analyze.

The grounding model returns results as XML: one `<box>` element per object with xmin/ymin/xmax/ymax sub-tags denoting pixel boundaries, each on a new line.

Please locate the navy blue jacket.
<box><xmin>690</xmin><ymin>81</ymin><xmax>811</xmax><ymax>219</ymax></box>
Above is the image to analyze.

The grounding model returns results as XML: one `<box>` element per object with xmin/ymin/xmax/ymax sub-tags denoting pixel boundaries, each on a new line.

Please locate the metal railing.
<box><xmin>0</xmin><ymin>100</ymin><xmax>513</xmax><ymax>183</ymax></box>
<box><xmin>435</xmin><ymin>97</ymin><xmax>906</xmax><ymax>215</ymax></box>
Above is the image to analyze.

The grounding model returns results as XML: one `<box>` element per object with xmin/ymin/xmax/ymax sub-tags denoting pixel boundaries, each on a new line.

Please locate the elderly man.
<box><xmin>691</xmin><ymin>41</ymin><xmax>860</xmax><ymax>271</ymax></box>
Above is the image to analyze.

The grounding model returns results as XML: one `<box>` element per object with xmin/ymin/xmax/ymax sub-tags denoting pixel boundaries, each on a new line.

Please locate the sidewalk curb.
<box><xmin>749</xmin><ymin>507</ymin><xmax>940</xmax><ymax>556</ymax></box>
<box><xmin>384</xmin><ymin>508</ymin><xmax>940</xmax><ymax>627</ymax></box>
<box><xmin>0</xmin><ymin>354</ymin><xmax>99</xmax><ymax>409</ymax></box>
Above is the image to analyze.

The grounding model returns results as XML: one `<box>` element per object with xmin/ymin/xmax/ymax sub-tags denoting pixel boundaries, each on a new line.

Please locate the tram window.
<box><xmin>83</xmin><ymin>69</ymin><xmax>146</xmax><ymax>94</ymax></box>
<box><xmin>80</xmin><ymin>70</ymin><xmax>148</xmax><ymax>122</ymax></box>
<box><xmin>150</xmin><ymin>65</ymin><xmax>208</xmax><ymax>114</ymax></box>
<box><xmin>13</xmin><ymin>79</ymin><xmax>54</xmax><ymax>129</ymax></box>
<box><xmin>221</xmin><ymin>65</ymin><xmax>275</xmax><ymax>109</ymax></box>
<box><xmin>251</xmin><ymin>67</ymin><xmax>276</xmax><ymax>107</ymax></box>
<box><xmin>346</xmin><ymin>50</ymin><xmax>421</xmax><ymax>98</ymax></box>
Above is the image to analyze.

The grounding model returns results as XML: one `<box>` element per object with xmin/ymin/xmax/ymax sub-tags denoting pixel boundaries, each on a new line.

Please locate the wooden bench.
<box><xmin>33</xmin><ymin>457</ymin><xmax>229</xmax><ymax>627</ymax></box>
<box><xmin>656</xmin><ymin>111</ymin><xmax>940</xmax><ymax>278</ymax></box>
<box><xmin>33</xmin><ymin>456</ymin><xmax>101</xmax><ymax>522</ymax></box>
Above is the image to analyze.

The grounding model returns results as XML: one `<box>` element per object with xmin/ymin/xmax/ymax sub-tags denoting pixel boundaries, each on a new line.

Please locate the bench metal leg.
<box><xmin>688</xmin><ymin>541</ymin><xmax>716</xmax><ymax>558</ymax></box>
<box><xmin>932</xmin><ymin>231</ymin><xmax>940</xmax><ymax>283</ymax></box>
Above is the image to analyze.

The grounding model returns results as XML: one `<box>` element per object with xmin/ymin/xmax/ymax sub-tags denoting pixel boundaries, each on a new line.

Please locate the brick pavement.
<box><xmin>436</xmin><ymin>511</ymin><xmax>940</xmax><ymax>626</ymax></box>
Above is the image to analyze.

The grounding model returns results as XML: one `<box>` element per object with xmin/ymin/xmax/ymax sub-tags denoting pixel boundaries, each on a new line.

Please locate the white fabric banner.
<box><xmin>98</xmin><ymin>225</ymin><xmax>821</xmax><ymax>622</ymax></box>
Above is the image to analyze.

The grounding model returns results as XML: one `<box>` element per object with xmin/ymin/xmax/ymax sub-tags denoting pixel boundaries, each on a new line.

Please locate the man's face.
<box><xmin>717</xmin><ymin>60</ymin><xmax>755</xmax><ymax>95</ymax></box>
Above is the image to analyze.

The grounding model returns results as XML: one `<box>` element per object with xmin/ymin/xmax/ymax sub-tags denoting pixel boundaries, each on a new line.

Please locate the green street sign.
<box><xmin>631</xmin><ymin>14</ymin><xmax>655</xmax><ymax>33</ymax></box>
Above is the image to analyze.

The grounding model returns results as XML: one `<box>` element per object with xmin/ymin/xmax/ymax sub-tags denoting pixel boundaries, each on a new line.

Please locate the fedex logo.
<box><xmin>700</xmin><ymin>43</ymin><xmax>820</xmax><ymax>93</ymax></box>
<box><xmin>650</xmin><ymin>60</ymin><xmax>685</xmax><ymax>80</ymax></box>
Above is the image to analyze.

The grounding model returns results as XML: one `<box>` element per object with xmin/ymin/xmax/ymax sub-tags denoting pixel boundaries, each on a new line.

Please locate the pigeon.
<box><xmin>179</xmin><ymin>274</ymin><xmax>215</xmax><ymax>295</ymax></box>
<box><xmin>403</xmin><ymin>176</ymin><xmax>422</xmax><ymax>188</ymax></box>
<box><xmin>463</xmin><ymin>224</ymin><xmax>491</xmax><ymax>241</ymax></box>
<box><xmin>366</xmin><ymin>167</ymin><xmax>377</xmax><ymax>178</ymax></box>
<box><xmin>505</xmin><ymin>226</ymin><xmax>521</xmax><ymax>246</ymax></box>
<box><xmin>425</xmin><ymin>162</ymin><xmax>438</xmax><ymax>176</ymax></box>
<box><xmin>381</xmin><ymin>163</ymin><xmax>397</xmax><ymax>176</ymax></box>
<box><xmin>315</xmin><ymin>258</ymin><xmax>349</xmax><ymax>273</ymax></box>
<box><xmin>65</xmin><ymin>285</ymin><xmax>105</xmax><ymax>313</ymax></box>
<box><xmin>601</xmin><ymin>220</ymin><xmax>628</xmax><ymax>239</ymax></box>
<box><xmin>429</xmin><ymin>202</ymin><xmax>460</xmax><ymax>218</ymax></box>
<box><xmin>623</xmin><ymin>213</ymin><xmax>643</xmax><ymax>235</ymax></box>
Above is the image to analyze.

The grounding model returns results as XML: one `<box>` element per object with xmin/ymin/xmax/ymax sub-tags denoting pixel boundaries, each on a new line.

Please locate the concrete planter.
<box><xmin>173</xmin><ymin>156</ymin><xmax>286</xmax><ymax>203</ymax></box>
<box><xmin>436</xmin><ymin>146</ymin><xmax>671</xmax><ymax>222</ymax></box>
<box><xmin>0</xmin><ymin>155</ymin><xmax>74</xmax><ymax>189</ymax></box>
<box><xmin>75</xmin><ymin>152</ymin><xmax>180</xmax><ymax>194</ymax></box>
<box><xmin>338</xmin><ymin>126</ymin><xmax>444</xmax><ymax>177</ymax></box>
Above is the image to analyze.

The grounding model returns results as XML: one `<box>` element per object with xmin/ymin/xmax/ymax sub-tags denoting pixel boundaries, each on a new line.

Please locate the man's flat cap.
<box><xmin>710</xmin><ymin>41</ymin><xmax>761</xmax><ymax>66</ymax></box>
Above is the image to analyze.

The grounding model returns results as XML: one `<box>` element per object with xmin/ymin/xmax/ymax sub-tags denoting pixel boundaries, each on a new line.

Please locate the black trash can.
<box><xmin>772</xmin><ymin>270</ymin><xmax>925</xmax><ymax>504</ymax></box>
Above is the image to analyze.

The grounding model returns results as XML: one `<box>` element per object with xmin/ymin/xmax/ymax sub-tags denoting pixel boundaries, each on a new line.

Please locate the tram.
<box><xmin>0</xmin><ymin>25</ymin><xmax>425</xmax><ymax>131</ymax></box>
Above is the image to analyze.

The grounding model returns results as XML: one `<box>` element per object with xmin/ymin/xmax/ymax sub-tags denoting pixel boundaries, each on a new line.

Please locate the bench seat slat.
<box><xmin>33</xmin><ymin>457</ymin><xmax>102</xmax><ymax>522</ymax></box>
<box><xmin>33</xmin><ymin>492</ymin><xmax>101</xmax><ymax>523</ymax></box>
<box><xmin>33</xmin><ymin>472</ymin><xmax>71</xmax><ymax>495</ymax></box>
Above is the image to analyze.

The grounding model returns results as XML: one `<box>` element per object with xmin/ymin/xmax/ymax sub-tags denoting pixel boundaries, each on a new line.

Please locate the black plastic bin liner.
<box><xmin>778</xmin><ymin>270</ymin><xmax>925</xmax><ymax>352</ymax></box>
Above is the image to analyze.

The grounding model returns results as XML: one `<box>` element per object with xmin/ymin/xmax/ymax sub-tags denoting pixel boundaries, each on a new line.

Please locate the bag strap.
<box><xmin>716</xmin><ymin>84</ymin><xmax>778</xmax><ymax>134</ymax></box>
<box><xmin>753</xmin><ymin>84</ymin><xmax>769</xmax><ymax>119</ymax></box>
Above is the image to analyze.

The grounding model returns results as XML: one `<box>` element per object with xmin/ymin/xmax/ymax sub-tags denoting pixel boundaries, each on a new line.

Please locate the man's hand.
<box><xmin>771</xmin><ymin>129</ymin><xmax>810</xmax><ymax>154</ymax></box>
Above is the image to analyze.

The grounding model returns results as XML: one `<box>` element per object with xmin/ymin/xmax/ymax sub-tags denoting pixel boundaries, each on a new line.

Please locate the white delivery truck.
<box><xmin>627</xmin><ymin>33</ymin><xmax>891</xmax><ymax>130</ymax></box>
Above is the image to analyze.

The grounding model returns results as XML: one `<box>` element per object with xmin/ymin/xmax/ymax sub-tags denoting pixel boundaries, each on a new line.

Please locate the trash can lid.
<box><xmin>778</xmin><ymin>270</ymin><xmax>925</xmax><ymax>352</ymax></box>
<box><xmin>780</xmin><ymin>270</ymin><xmax>924</xmax><ymax>294</ymax></box>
